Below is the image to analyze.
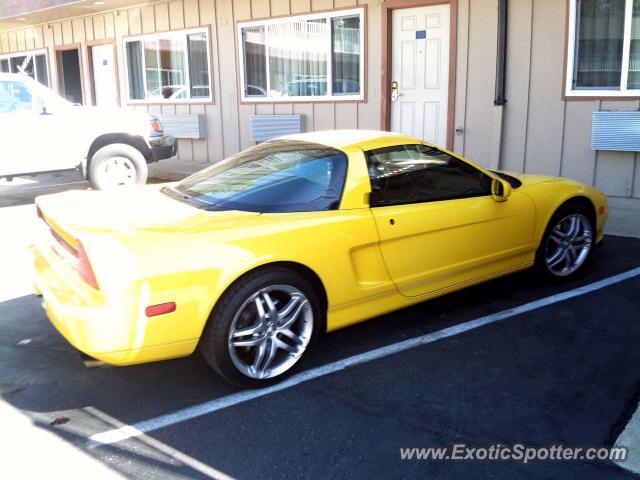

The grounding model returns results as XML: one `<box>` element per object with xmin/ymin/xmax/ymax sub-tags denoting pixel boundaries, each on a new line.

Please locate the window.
<box><xmin>172</xmin><ymin>139</ymin><xmax>347</xmax><ymax>212</ymax></box>
<box><xmin>366</xmin><ymin>144</ymin><xmax>491</xmax><ymax>207</ymax></box>
<box><xmin>238</xmin><ymin>8</ymin><xmax>364</xmax><ymax>101</ymax></box>
<box><xmin>124</xmin><ymin>28</ymin><xmax>212</xmax><ymax>102</ymax></box>
<box><xmin>567</xmin><ymin>0</ymin><xmax>640</xmax><ymax>96</ymax></box>
<box><xmin>0</xmin><ymin>81</ymin><xmax>33</xmax><ymax>114</ymax></box>
<box><xmin>0</xmin><ymin>50</ymin><xmax>49</xmax><ymax>87</ymax></box>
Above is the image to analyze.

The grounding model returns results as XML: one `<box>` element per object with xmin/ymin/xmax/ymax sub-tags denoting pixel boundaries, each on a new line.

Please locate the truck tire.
<box><xmin>88</xmin><ymin>143</ymin><xmax>148</xmax><ymax>190</ymax></box>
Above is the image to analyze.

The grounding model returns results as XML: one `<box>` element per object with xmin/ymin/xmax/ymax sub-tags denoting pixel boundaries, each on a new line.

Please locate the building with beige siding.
<box><xmin>1</xmin><ymin>0</ymin><xmax>638</xmax><ymax>236</ymax></box>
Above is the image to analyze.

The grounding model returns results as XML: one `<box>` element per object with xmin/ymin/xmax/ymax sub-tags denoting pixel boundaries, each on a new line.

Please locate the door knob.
<box><xmin>391</xmin><ymin>81</ymin><xmax>400</xmax><ymax>102</ymax></box>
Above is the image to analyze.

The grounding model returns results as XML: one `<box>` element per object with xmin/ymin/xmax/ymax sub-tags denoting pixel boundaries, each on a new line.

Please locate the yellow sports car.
<box><xmin>31</xmin><ymin>130</ymin><xmax>608</xmax><ymax>386</ymax></box>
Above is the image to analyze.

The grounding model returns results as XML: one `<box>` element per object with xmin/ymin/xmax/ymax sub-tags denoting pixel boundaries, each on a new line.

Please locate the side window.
<box><xmin>0</xmin><ymin>81</ymin><xmax>33</xmax><ymax>114</ymax></box>
<box><xmin>366</xmin><ymin>144</ymin><xmax>491</xmax><ymax>207</ymax></box>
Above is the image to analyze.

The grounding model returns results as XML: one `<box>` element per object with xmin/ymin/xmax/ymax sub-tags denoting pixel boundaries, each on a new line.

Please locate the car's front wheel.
<box><xmin>535</xmin><ymin>203</ymin><xmax>594</xmax><ymax>279</ymax></box>
<box><xmin>200</xmin><ymin>268</ymin><xmax>320</xmax><ymax>387</ymax></box>
<box><xmin>88</xmin><ymin>143</ymin><xmax>148</xmax><ymax>189</ymax></box>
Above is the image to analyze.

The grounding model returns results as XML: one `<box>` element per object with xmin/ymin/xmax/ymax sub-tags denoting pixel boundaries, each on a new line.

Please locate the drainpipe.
<box><xmin>494</xmin><ymin>0</ymin><xmax>508</xmax><ymax>107</ymax></box>
<box><xmin>489</xmin><ymin>0</ymin><xmax>508</xmax><ymax>170</ymax></box>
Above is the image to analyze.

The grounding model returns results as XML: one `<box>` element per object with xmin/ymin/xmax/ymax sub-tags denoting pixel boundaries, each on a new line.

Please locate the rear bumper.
<box><xmin>149</xmin><ymin>134</ymin><xmax>178</xmax><ymax>163</ymax></box>
<box><xmin>30</xmin><ymin>243</ymin><xmax>196</xmax><ymax>366</ymax></box>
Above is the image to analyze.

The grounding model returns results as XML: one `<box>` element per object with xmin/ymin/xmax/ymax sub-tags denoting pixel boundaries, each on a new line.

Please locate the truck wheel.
<box><xmin>88</xmin><ymin>143</ymin><xmax>148</xmax><ymax>189</ymax></box>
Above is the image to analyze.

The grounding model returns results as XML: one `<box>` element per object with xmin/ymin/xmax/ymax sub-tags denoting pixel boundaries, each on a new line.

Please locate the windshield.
<box><xmin>174</xmin><ymin>140</ymin><xmax>348</xmax><ymax>213</ymax></box>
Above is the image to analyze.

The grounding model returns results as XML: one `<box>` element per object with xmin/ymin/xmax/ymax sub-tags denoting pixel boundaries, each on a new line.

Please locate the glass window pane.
<box><xmin>35</xmin><ymin>54</ymin><xmax>49</xmax><ymax>87</ymax></box>
<box><xmin>242</xmin><ymin>26</ymin><xmax>267</xmax><ymax>97</ymax></box>
<box><xmin>10</xmin><ymin>56</ymin><xmax>27</xmax><ymax>74</ymax></box>
<box><xmin>268</xmin><ymin>19</ymin><xmax>328</xmax><ymax>97</ymax></box>
<box><xmin>188</xmin><ymin>33</ymin><xmax>210</xmax><ymax>98</ymax></box>
<box><xmin>126</xmin><ymin>41</ymin><xmax>145</xmax><ymax>100</ymax></box>
<box><xmin>129</xmin><ymin>31</ymin><xmax>211</xmax><ymax>101</ymax></box>
<box><xmin>366</xmin><ymin>145</ymin><xmax>491</xmax><ymax>206</ymax></box>
<box><xmin>0</xmin><ymin>81</ymin><xmax>13</xmax><ymax>113</ymax></box>
<box><xmin>0</xmin><ymin>59</ymin><xmax>9</xmax><ymax>73</ymax></box>
<box><xmin>629</xmin><ymin>0</ymin><xmax>640</xmax><ymax>89</ymax></box>
<box><xmin>574</xmin><ymin>0</ymin><xmax>626</xmax><ymax>89</ymax></box>
<box><xmin>156</xmin><ymin>37</ymin><xmax>187</xmax><ymax>99</ymax></box>
<box><xmin>22</xmin><ymin>56</ymin><xmax>35</xmax><ymax>79</ymax></box>
<box><xmin>0</xmin><ymin>81</ymin><xmax>32</xmax><ymax>114</ymax></box>
<box><xmin>332</xmin><ymin>15</ymin><xmax>360</xmax><ymax>95</ymax></box>
<box><xmin>143</xmin><ymin>39</ymin><xmax>160</xmax><ymax>97</ymax></box>
<box><xmin>175</xmin><ymin>140</ymin><xmax>347</xmax><ymax>213</ymax></box>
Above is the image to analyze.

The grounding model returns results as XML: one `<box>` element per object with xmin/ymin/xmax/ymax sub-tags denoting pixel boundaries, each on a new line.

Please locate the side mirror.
<box><xmin>491</xmin><ymin>177</ymin><xmax>512</xmax><ymax>202</ymax></box>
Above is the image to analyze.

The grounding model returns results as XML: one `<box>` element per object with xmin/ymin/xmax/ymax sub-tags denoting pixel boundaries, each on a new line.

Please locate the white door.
<box><xmin>390</xmin><ymin>4</ymin><xmax>450</xmax><ymax>146</ymax></box>
<box><xmin>91</xmin><ymin>44</ymin><xmax>118</xmax><ymax>107</ymax></box>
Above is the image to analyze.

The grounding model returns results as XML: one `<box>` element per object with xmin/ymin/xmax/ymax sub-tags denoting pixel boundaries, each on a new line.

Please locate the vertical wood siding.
<box><xmin>454</xmin><ymin>0</ymin><xmax>640</xmax><ymax>235</ymax></box>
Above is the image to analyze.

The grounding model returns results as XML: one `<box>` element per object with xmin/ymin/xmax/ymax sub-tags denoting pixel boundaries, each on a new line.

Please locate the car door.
<box><xmin>366</xmin><ymin>144</ymin><xmax>536</xmax><ymax>297</ymax></box>
<box><xmin>30</xmin><ymin>87</ymin><xmax>82</xmax><ymax>171</ymax></box>
<box><xmin>0</xmin><ymin>79</ymin><xmax>77</xmax><ymax>176</ymax></box>
<box><xmin>0</xmin><ymin>80</ymin><xmax>39</xmax><ymax>176</ymax></box>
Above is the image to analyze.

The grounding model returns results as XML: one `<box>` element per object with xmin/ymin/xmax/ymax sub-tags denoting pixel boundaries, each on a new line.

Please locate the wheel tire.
<box><xmin>200</xmin><ymin>268</ymin><xmax>321</xmax><ymax>388</ymax></box>
<box><xmin>534</xmin><ymin>203</ymin><xmax>595</xmax><ymax>280</ymax></box>
<box><xmin>88</xmin><ymin>143</ymin><xmax>148</xmax><ymax>190</ymax></box>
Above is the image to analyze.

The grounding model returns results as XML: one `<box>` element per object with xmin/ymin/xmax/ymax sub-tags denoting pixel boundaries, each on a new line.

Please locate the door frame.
<box><xmin>54</xmin><ymin>43</ymin><xmax>86</xmax><ymax>105</ymax></box>
<box><xmin>381</xmin><ymin>0</ymin><xmax>458</xmax><ymax>150</ymax></box>
<box><xmin>86</xmin><ymin>39</ymin><xmax>121</xmax><ymax>107</ymax></box>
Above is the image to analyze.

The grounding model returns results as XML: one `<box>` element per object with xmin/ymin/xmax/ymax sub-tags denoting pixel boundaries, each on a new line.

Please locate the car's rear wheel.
<box><xmin>535</xmin><ymin>204</ymin><xmax>594</xmax><ymax>279</ymax></box>
<box><xmin>88</xmin><ymin>143</ymin><xmax>148</xmax><ymax>190</ymax></box>
<box><xmin>200</xmin><ymin>268</ymin><xmax>320</xmax><ymax>387</ymax></box>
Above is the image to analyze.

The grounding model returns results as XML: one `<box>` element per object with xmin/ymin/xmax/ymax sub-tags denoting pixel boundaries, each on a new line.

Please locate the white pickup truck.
<box><xmin>0</xmin><ymin>73</ymin><xmax>177</xmax><ymax>189</ymax></box>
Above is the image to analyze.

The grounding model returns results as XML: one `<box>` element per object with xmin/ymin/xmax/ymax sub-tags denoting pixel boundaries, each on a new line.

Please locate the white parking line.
<box><xmin>86</xmin><ymin>266</ymin><xmax>640</xmax><ymax>449</ymax></box>
<box><xmin>85</xmin><ymin>407</ymin><xmax>236</xmax><ymax>479</ymax></box>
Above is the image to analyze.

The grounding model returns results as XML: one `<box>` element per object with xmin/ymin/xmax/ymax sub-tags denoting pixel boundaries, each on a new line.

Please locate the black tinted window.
<box><xmin>174</xmin><ymin>140</ymin><xmax>347</xmax><ymax>213</ymax></box>
<box><xmin>366</xmin><ymin>144</ymin><xmax>491</xmax><ymax>207</ymax></box>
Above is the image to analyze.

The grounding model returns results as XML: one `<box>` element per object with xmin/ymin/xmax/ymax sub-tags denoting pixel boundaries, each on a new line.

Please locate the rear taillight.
<box><xmin>75</xmin><ymin>241</ymin><xmax>99</xmax><ymax>290</ymax></box>
<box><xmin>38</xmin><ymin>205</ymin><xmax>99</xmax><ymax>289</ymax></box>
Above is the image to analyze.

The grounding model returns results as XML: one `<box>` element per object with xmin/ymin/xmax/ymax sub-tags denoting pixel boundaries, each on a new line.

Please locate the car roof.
<box><xmin>279</xmin><ymin>130</ymin><xmax>423</xmax><ymax>150</ymax></box>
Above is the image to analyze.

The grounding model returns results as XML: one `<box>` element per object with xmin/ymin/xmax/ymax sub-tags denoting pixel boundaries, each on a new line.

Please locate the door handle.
<box><xmin>391</xmin><ymin>81</ymin><xmax>400</xmax><ymax>102</ymax></box>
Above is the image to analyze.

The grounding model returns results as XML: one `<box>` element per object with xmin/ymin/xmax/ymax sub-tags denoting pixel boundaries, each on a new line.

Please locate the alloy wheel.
<box><xmin>544</xmin><ymin>213</ymin><xmax>593</xmax><ymax>277</ymax></box>
<box><xmin>227</xmin><ymin>284</ymin><xmax>313</xmax><ymax>379</ymax></box>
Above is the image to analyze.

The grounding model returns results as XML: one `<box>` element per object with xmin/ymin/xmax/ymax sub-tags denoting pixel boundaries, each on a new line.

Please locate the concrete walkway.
<box><xmin>0</xmin><ymin>400</ymin><xmax>123</xmax><ymax>479</ymax></box>
<box><xmin>148</xmin><ymin>159</ymin><xmax>204</xmax><ymax>181</ymax></box>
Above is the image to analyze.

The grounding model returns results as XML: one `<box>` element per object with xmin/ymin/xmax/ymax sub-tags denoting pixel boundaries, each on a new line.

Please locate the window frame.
<box><xmin>565</xmin><ymin>0</ymin><xmax>639</xmax><ymax>98</ymax></box>
<box><xmin>366</xmin><ymin>143</ymin><xmax>492</xmax><ymax>208</ymax></box>
<box><xmin>237</xmin><ymin>7</ymin><xmax>366</xmax><ymax>103</ymax></box>
<box><xmin>0</xmin><ymin>48</ymin><xmax>50</xmax><ymax>87</ymax></box>
<box><xmin>122</xmin><ymin>26</ymin><xmax>214</xmax><ymax>105</ymax></box>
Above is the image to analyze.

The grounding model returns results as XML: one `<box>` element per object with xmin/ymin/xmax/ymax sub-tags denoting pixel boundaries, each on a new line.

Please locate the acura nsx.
<box><xmin>31</xmin><ymin>130</ymin><xmax>608</xmax><ymax>386</ymax></box>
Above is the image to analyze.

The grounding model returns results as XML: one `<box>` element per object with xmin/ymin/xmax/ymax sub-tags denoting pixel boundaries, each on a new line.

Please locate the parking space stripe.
<box><xmin>86</xmin><ymin>266</ymin><xmax>640</xmax><ymax>449</ymax></box>
<box><xmin>84</xmin><ymin>407</ymin><xmax>236</xmax><ymax>479</ymax></box>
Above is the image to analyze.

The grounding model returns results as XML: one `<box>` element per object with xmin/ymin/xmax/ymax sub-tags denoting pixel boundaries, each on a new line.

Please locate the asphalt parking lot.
<box><xmin>1</xmin><ymin>177</ymin><xmax>640</xmax><ymax>479</ymax></box>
